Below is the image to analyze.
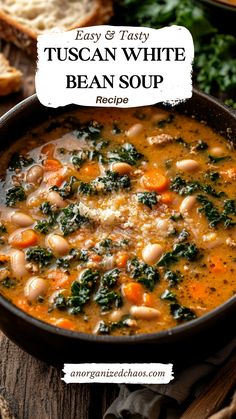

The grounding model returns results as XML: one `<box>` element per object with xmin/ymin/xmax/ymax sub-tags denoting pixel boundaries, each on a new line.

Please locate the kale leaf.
<box><xmin>58</xmin><ymin>203</ymin><xmax>91</xmax><ymax>236</ymax></box>
<box><xmin>127</xmin><ymin>257</ymin><xmax>159</xmax><ymax>291</ymax></box>
<box><xmin>96</xmin><ymin>170</ymin><xmax>131</xmax><ymax>192</ymax></box>
<box><xmin>158</xmin><ymin>242</ymin><xmax>200</xmax><ymax>267</ymax></box>
<box><xmin>136</xmin><ymin>191</ymin><xmax>158</xmax><ymax>209</ymax></box>
<box><xmin>108</xmin><ymin>143</ymin><xmax>144</xmax><ymax>166</ymax></box>
<box><xmin>26</xmin><ymin>246</ymin><xmax>53</xmax><ymax>268</ymax></box>
<box><xmin>8</xmin><ymin>153</ymin><xmax>34</xmax><ymax>171</ymax></box>
<box><xmin>6</xmin><ymin>186</ymin><xmax>26</xmax><ymax>207</ymax></box>
<box><xmin>170</xmin><ymin>303</ymin><xmax>196</xmax><ymax>322</ymax></box>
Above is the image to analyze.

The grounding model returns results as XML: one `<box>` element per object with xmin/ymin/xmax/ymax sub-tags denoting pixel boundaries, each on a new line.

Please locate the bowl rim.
<box><xmin>0</xmin><ymin>89</ymin><xmax>236</xmax><ymax>345</ymax></box>
<box><xmin>200</xmin><ymin>0</ymin><xmax>236</xmax><ymax>12</ymax></box>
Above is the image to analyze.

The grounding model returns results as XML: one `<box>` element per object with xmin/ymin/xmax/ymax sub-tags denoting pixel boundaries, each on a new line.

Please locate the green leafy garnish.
<box><xmin>127</xmin><ymin>257</ymin><xmax>159</xmax><ymax>291</ymax></box>
<box><xmin>6</xmin><ymin>186</ymin><xmax>26</xmax><ymax>207</ymax></box>
<box><xmin>136</xmin><ymin>191</ymin><xmax>158</xmax><ymax>209</ymax></box>
<box><xmin>26</xmin><ymin>246</ymin><xmax>53</xmax><ymax>268</ymax></box>
<box><xmin>108</xmin><ymin>143</ymin><xmax>144</xmax><ymax>166</ymax></box>
<box><xmin>8</xmin><ymin>153</ymin><xmax>34</xmax><ymax>171</ymax></box>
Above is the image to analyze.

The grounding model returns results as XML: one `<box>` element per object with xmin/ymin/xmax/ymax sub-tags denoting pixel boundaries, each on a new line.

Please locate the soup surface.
<box><xmin>0</xmin><ymin>106</ymin><xmax>235</xmax><ymax>335</ymax></box>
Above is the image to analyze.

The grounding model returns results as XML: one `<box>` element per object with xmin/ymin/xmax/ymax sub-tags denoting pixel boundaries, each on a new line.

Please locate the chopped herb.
<box><xmin>170</xmin><ymin>303</ymin><xmax>196</xmax><ymax>322</ymax></box>
<box><xmin>197</xmin><ymin>195</ymin><xmax>235</xmax><ymax>228</ymax></box>
<box><xmin>78</xmin><ymin>182</ymin><xmax>96</xmax><ymax>196</ymax></box>
<box><xmin>97</xmin><ymin>170</ymin><xmax>131</xmax><ymax>192</ymax></box>
<box><xmin>208</xmin><ymin>155</ymin><xmax>230</xmax><ymax>164</ymax></box>
<box><xmin>58</xmin><ymin>203</ymin><xmax>91</xmax><ymax>236</ymax></box>
<box><xmin>136</xmin><ymin>191</ymin><xmax>158</xmax><ymax>209</ymax></box>
<box><xmin>102</xmin><ymin>268</ymin><xmax>120</xmax><ymax>288</ymax></box>
<box><xmin>205</xmin><ymin>172</ymin><xmax>220</xmax><ymax>182</ymax></box>
<box><xmin>223</xmin><ymin>200</ymin><xmax>236</xmax><ymax>216</ymax></box>
<box><xmin>97</xmin><ymin>320</ymin><xmax>110</xmax><ymax>334</ymax></box>
<box><xmin>26</xmin><ymin>246</ymin><xmax>53</xmax><ymax>268</ymax></box>
<box><xmin>170</xmin><ymin>176</ymin><xmax>224</xmax><ymax>198</ymax></box>
<box><xmin>66</xmin><ymin>269</ymin><xmax>99</xmax><ymax>314</ymax></box>
<box><xmin>108</xmin><ymin>143</ymin><xmax>144</xmax><ymax>166</ymax></box>
<box><xmin>160</xmin><ymin>289</ymin><xmax>176</xmax><ymax>301</ymax></box>
<box><xmin>52</xmin><ymin>176</ymin><xmax>78</xmax><ymax>199</ymax></box>
<box><xmin>8</xmin><ymin>153</ymin><xmax>34</xmax><ymax>171</ymax></box>
<box><xmin>175</xmin><ymin>137</ymin><xmax>189</xmax><ymax>148</ymax></box>
<box><xmin>75</xmin><ymin>120</ymin><xmax>103</xmax><ymax>144</ymax></box>
<box><xmin>164</xmin><ymin>270</ymin><xmax>183</xmax><ymax>287</ymax></box>
<box><xmin>6</xmin><ymin>186</ymin><xmax>26</xmax><ymax>207</ymax></box>
<box><xmin>195</xmin><ymin>140</ymin><xmax>208</xmax><ymax>151</ymax></box>
<box><xmin>53</xmin><ymin>293</ymin><xmax>67</xmax><ymax>310</ymax></box>
<box><xmin>80</xmin><ymin>269</ymin><xmax>100</xmax><ymax>287</ymax></box>
<box><xmin>112</xmin><ymin>123</ymin><xmax>122</xmax><ymax>134</ymax></box>
<box><xmin>127</xmin><ymin>257</ymin><xmax>159</xmax><ymax>291</ymax></box>
<box><xmin>1</xmin><ymin>277</ymin><xmax>17</xmax><ymax>288</ymax></box>
<box><xmin>34</xmin><ymin>219</ymin><xmax>52</xmax><ymax>234</ymax></box>
<box><xmin>94</xmin><ymin>287</ymin><xmax>122</xmax><ymax>311</ymax></box>
<box><xmin>156</xmin><ymin>114</ymin><xmax>174</xmax><ymax>128</ymax></box>
<box><xmin>56</xmin><ymin>248</ymin><xmax>89</xmax><ymax>270</ymax></box>
<box><xmin>158</xmin><ymin>242</ymin><xmax>200</xmax><ymax>267</ymax></box>
<box><xmin>40</xmin><ymin>201</ymin><xmax>53</xmax><ymax>215</ymax></box>
<box><xmin>177</xmin><ymin>229</ymin><xmax>189</xmax><ymax>242</ymax></box>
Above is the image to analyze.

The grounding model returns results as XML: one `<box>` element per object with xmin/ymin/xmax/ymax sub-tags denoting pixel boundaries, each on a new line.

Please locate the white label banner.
<box><xmin>62</xmin><ymin>363</ymin><xmax>174</xmax><ymax>384</ymax></box>
<box><xmin>36</xmin><ymin>25</ymin><xmax>194</xmax><ymax>108</ymax></box>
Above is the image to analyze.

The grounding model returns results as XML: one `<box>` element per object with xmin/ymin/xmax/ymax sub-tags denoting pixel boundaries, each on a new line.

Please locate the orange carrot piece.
<box><xmin>54</xmin><ymin>318</ymin><xmax>75</xmax><ymax>330</ymax></box>
<box><xmin>123</xmin><ymin>282</ymin><xmax>144</xmax><ymax>305</ymax></box>
<box><xmin>210</xmin><ymin>257</ymin><xmax>227</xmax><ymax>274</ymax></box>
<box><xmin>160</xmin><ymin>192</ymin><xmax>174</xmax><ymax>205</ymax></box>
<box><xmin>0</xmin><ymin>254</ymin><xmax>10</xmax><ymax>263</ymax></box>
<box><xmin>116</xmin><ymin>253</ymin><xmax>129</xmax><ymax>268</ymax></box>
<box><xmin>90</xmin><ymin>254</ymin><xmax>102</xmax><ymax>262</ymax></box>
<box><xmin>41</xmin><ymin>143</ymin><xmax>55</xmax><ymax>158</ymax></box>
<box><xmin>43</xmin><ymin>159</ymin><xmax>62</xmax><ymax>172</ymax></box>
<box><xmin>79</xmin><ymin>162</ymin><xmax>100</xmax><ymax>180</ymax></box>
<box><xmin>143</xmin><ymin>293</ymin><xmax>154</xmax><ymax>307</ymax></box>
<box><xmin>141</xmin><ymin>169</ymin><xmax>169</xmax><ymax>192</ymax></box>
<box><xmin>10</xmin><ymin>229</ymin><xmax>38</xmax><ymax>249</ymax></box>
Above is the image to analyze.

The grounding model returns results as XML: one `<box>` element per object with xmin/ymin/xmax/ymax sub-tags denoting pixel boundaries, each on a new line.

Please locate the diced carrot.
<box><xmin>79</xmin><ymin>162</ymin><xmax>100</xmax><ymax>180</ymax></box>
<box><xmin>43</xmin><ymin>159</ymin><xmax>62</xmax><ymax>172</ymax></box>
<box><xmin>10</xmin><ymin>229</ymin><xmax>38</xmax><ymax>249</ymax></box>
<box><xmin>209</xmin><ymin>257</ymin><xmax>227</xmax><ymax>274</ymax></box>
<box><xmin>141</xmin><ymin>169</ymin><xmax>169</xmax><ymax>192</ymax></box>
<box><xmin>48</xmin><ymin>270</ymin><xmax>70</xmax><ymax>289</ymax></box>
<box><xmin>160</xmin><ymin>192</ymin><xmax>174</xmax><ymax>205</ymax></box>
<box><xmin>41</xmin><ymin>143</ymin><xmax>55</xmax><ymax>158</ymax></box>
<box><xmin>44</xmin><ymin>171</ymin><xmax>65</xmax><ymax>187</ymax></box>
<box><xmin>90</xmin><ymin>254</ymin><xmax>102</xmax><ymax>262</ymax></box>
<box><xmin>116</xmin><ymin>253</ymin><xmax>129</xmax><ymax>268</ymax></box>
<box><xmin>143</xmin><ymin>293</ymin><xmax>154</xmax><ymax>307</ymax></box>
<box><xmin>54</xmin><ymin>318</ymin><xmax>75</xmax><ymax>330</ymax></box>
<box><xmin>123</xmin><ymin>282</ymin><xmax>144</xmax><ymax>305</ymax></box>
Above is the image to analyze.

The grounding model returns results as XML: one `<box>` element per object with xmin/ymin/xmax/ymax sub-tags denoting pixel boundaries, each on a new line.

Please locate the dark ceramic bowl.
<box><xmin>0</xmin><ymin>91</ymin><xmax>235</xmax><ymax>366</ymax></box>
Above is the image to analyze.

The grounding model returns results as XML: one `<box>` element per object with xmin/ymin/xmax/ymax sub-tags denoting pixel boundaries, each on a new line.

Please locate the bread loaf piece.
<box><xmin>0</xmin><ymin>0</ymin><xmax>113</xmax><ymax>55</ymax></box>
<box><xmin>0</xmin><ymin>52</ymin><xmax>23</xmax><ymax>95</ymax></box>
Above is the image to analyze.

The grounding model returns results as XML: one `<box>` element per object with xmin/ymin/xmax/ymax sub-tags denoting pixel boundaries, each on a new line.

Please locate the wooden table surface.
<box><xmin>0</xmin><ymin>41</ymin><xmax>119</xmax><ymax>419</ymax></box>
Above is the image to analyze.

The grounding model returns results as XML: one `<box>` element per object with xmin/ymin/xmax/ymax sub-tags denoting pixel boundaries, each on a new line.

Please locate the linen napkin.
<box><xmin>104</xmin><ymin>338</ymin><xmax>236</xmax><ymax>419</ymax></box>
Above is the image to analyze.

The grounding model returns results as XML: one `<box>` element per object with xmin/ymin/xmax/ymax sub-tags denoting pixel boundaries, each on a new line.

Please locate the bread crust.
<box><xmin>0</xmin><ymin>0</ymin><xmax>113</xmax><ymax>56</ymax></box>
<box><xmin>0</xmin><ymin>52</ymin><xmax>23</xmax><ymax>95</ymax></box>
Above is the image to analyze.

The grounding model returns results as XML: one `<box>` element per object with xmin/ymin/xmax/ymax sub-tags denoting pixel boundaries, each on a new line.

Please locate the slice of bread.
<box><xmin>0</xmin><ymin>0</ymin><xmax>113</xmax><ymax>55</ymax></box>
<box><xmin>0</xmin><ymin>52</ymin><xmax>23</xmax><ymax>95</ymax></box>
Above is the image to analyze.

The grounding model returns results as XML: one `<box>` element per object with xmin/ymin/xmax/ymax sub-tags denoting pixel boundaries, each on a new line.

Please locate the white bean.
<box><xmin>11</xmin><ymin>212</ymin><xmax>34</xmax><ymax>227</ymax></box>
<box><xmin>176</xmin><ymin>159</ymin><xmax>200</xmax><ymax>173</ymax></box>
<box><xmin>142</xmin><ymin>243</ymin><xmax>163</xmax><ymax>265</ymax></box>
<box><xmin>209</xmin><ymin>146</ymin><xmax>224</xmax><ymax>157</ymax></box>
<box><xmin>126</xmin><ymin>123</ymin><xmax>144</xmax><ymax>138</ymax></box>
<box><xmin>111</xmin><ymin>162</ymin><xmax>132</xmax><ymax>175</ymax></box>
<box><xmin>130</xmin><ymin>306</ymin><xmax>160</xmax><ymax>320</ymax></box>
<box><xmin>47</xmin><ymin>191</ymin><xmax>66</xmax><ymax>208</ymax></box>
<box><xmin>46</xmin><ymin>234</ymin><xmax>69</xmax><ymax>256</ymax></box>
<box><xmin>24</xmin><ymin>276</ymin><xmax>47</xmax><ymax>301</ymax></box>
<box><xmin>179</xmin><ymin>196</ymin><xmax>196</xmax><ymax>214</ymax></box>
<box><xmin>26</xmin><ymin>165</ymin><xmax>44</xmax><ymax>184</ymax></box>
<box><xmin>110</xmin><ymin>308</ymin><xmax>127</xmax><ymax>322</ymax></box>
<box><xmin>10</xmin><ymin>249</ymin><xmax>28</xmax><ymax>278</ymax></box>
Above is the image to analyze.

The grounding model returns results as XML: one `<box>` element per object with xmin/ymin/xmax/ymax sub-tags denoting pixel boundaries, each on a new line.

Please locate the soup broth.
<box><xmin>0</xmin><ymin>106</ymin><xmax>235</xmax><ymax>335</ymax></box>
